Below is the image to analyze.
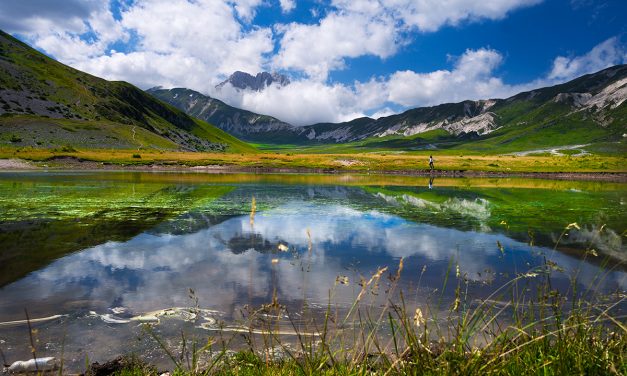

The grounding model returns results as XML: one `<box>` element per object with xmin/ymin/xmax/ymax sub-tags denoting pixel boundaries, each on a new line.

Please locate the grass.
<box><xmin>1</xmin><ymin>146</ymin><xmax>626</xmax><ymax>173</ymax></box>
<box><xmin>89</xmin><ymin>223</ymin><xmax>625</xmax><ymax>375</ymax></box>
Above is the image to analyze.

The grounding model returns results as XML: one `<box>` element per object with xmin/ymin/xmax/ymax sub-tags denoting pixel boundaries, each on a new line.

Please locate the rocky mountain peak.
<box><xmin>216</xmin><ymin>71</ymin><xmax>290</xmax><ymax>91</ymax></box>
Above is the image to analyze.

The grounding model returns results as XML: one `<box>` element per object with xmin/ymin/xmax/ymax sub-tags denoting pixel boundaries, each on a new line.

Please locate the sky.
<box><xmin>1</xmin><ymin>0</ymin><xmax>626</xmax><ymax>125</ymax></box>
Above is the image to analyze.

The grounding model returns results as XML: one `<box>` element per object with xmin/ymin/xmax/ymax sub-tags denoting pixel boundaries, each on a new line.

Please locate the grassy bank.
<box><xmin>100</xmin><ymin>251</ymin><xmax>625</xmax><ymax>376</ymax></box>
<box><xmin>1</xmin><ymin>147</ymin><xmax>626</xmax><ymax>173</ymax></box>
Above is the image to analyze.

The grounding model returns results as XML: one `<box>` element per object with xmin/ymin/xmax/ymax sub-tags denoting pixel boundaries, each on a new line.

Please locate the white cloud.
<box><xmin>271</xmin><ymin>0</ymin><xmax>542</xmax><ymax>79</ymax></box>
<box><xmin>548</xmin><ymin>37</ymin><xmax>627</xmax><ymax>81</ymax></box>
<box><xmin>0</xmin><ymin>0</ymin><xmax>101</xmax><ymax>35</ymax></box>
<box><xmin>385</xmin><ymin>48</ymin><xmax>514</xmax><ymax>107</ymax></box>
<box><xmin>378</xmin><ymin>0</ymin><xmax>543</xmax><ymax>32</ymax></box>
<box><xmin>74</xmin><ymin>51</ymin><xmax>208</xmax><ymax>91</ymax></box>
<box><xmin>115</xmin><ymin>0</ymin><xmax>273</xmax><ymax>81</ymax></box>
<box><xmin>273</xmin><ymin>12</ymin><xmax>398</xmax><ymax>81</ymax></box>
<box><xmin>232</xmin><ymin>0</ymin><xmax>264</xmax><ymax>21</ymax></box>
<box><xmin>1</xmin><ymin>0</ymin><xmax>273</xmax><ymax>92</ymax></box>
<box><xmin>216</xmin><ymin>48</ymin><xmax>515</xmax><ymax>124</ymax></box>
<box><xmin>279</xmin><ymin>0</ymin><xmax>296</xmax><ymax>13</ymax></box>
<box><xmin>215</xmin><ymin>79</ymin><xmax>370</xmax><ymax>125</ymax></box>
<box><xmin>1</xmin><ymin>1</ymin><xmax>126</xmax><ymax>63</ymax></box>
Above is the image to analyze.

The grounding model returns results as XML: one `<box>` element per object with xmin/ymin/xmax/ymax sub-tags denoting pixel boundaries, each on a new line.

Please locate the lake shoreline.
<box><xmin>1</xmin><ymin>157</ymin><xmax>626</xmax><ymax>182</ymax></box>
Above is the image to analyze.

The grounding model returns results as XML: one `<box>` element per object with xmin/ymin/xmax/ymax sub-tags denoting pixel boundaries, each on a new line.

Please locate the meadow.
<box><xmin>1</xmin><ymin>146</ymin><xmax>626</xmax><ymax>174</ymax></box>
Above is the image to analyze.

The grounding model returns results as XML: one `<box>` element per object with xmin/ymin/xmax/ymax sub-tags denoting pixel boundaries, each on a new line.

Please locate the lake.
<box><xmin>0</xmin><ymin>171</ymin><xmax>625</xmax><ymax>371</ymax></box>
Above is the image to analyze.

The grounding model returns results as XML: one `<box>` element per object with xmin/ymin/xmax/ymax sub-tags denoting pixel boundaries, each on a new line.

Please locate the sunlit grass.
<box><xmin>1</xmin><ymin>146</ymin><xmax>626</xmax><ymax>173</ymax></box>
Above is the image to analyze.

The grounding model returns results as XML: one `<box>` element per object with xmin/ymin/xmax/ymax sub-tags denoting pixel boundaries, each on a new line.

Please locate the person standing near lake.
<box><xmin>429</xmin><ymin>155</ymin><xmax>435</xmax><ymax>171</ymax></box>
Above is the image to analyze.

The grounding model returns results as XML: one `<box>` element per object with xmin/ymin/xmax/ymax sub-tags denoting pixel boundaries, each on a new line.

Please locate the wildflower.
<box><xmin>336</xmin><ymin>275</ymin><xmax>349</xmax><ymax>285</ymax></box>
<box><xmin>522</xmin><ymin>272</ymin><xmax>538</xmax><ymax>278</ymax></box>
<box><xmin>456</xmin><ymin>265</ymin><xmax>460</xmax><ymax>278</ymax></box>
<box><xmin>452</xmin><ymin>297</ymin><xmax>460</xmax><ymax>311</ymax></box>
<box><xmin>413</xmin><ymin>308</ymin><xmax>424</xmax><ymax>327</ymax></box>
<box><xmin>271</xmin><ymin>258</ymin><xmax>279</xmax><ymax>264</ymax></box>
<box><xmin>393</xmin><ymin>257</ymin><xmax>404</xmax><ymax>281</ymax></box>
<box><xmin>566</xmin><ymin>222</ymin><xmax>580</xmax><ymax>230</ymax></box>
<box><xmin>587</xmin><ymin>249</ymin><xmax>598</xmax><ymax>257</ymax></box>
<box><xmin>277</xmin><ymin>243</ymin><xmax>289</xmax><ymax>252</ymax></box>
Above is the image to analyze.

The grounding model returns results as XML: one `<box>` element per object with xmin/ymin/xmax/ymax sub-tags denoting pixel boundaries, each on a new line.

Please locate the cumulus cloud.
<box><xmin>0</xmin><ymin>0</ymin><xmax>101</xmax><ymax>35</ymax></box>
<box><xmin>273</xmin><ymin>11</ymin><xmax>399</xmax><ymax>80</ymax></box>
<box><xmin>548</xmin><ymin>37</ymin><xmax>627</xmax><ymax>81</ymax></box>
<box><xmin>279</xmin><ymin>0</ymin><xmax>296</xmax><ymax>13</ymax></box>
<box><xmin>385</xmin><ymin>48</ymin><xmax>513</xmax><ymax>107</ymax></box>
<box><xmin>1</xmin><ymin>0</ymin><xmax>273</xmax><ymax>92</ymax></box>
<box><xmin>378</xmin><ymin>0</ymin><xmax>543</xmax><ymax>32</ymax></box>
<box><xmin>1</xmin><ymin>1</ymin><xmax>126</xmax><ymax>62</ymax></box>
<box><xmin>215</xmin><ymin>78</ymin><xmax>377</xmax><ymax>125</ymax></box>
<box><xmin>272</xmin><ymin>0</ymin><xmax>542</xmax><ymax>79</ymax></box>
<box><xmin>225</xmin><ymin>46</ymin><xmax>524</xmax><ymax>125</ymax></box>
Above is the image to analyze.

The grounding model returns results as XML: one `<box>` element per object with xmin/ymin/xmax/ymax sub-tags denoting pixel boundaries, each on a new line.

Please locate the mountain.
<box><xmin>299</xmin><ymin>65</ymin><xmax>627</xmax><ymax>151</ymax></box>
<box><xmin>0</xmin><ymin>30</ymin><xmax>254</xmax><ymax>152</ymax></box>
<box><xmin>154</xmin><ymin>65</ymin><xmax>627</xmax><ymax>152</ymax></box>
<box><xmin>216</xmin><ymin>71</ymin><xmax>290</xmax><ymax>91</ymax></box>
<box><xmin>147</xmin><ymin>87</ymin><xmax>305</xmax><ymax>142</ymax></box>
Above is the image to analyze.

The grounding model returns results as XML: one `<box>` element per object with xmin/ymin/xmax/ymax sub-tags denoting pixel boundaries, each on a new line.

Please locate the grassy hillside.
<box><xmin>254</xmin><ymin>66</ymin><xmax>626</xmax><ymax>154</ymax></box>
<box><xmin>0</xmin><ymin>30</ymin><xmax>255</xmax><ymax>153</ymax></box>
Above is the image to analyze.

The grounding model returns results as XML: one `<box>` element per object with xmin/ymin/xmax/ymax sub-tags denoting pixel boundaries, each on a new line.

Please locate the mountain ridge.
<box><xmin>216</xmin><ymin>71</ymin><xmax>290</xmax><ymax>91</ymax></box>
<box><xmin>152</xmin><ymin>65</ymin><xmax>627</xmax><ymax>152</ymax></box>
<box><xmin>0</xmin><ymin>30</ymin><xmax>254</xmax><ymax>152</ymax></box>
<box><xmin>147</xmin><ymin>87</ymin><xmax>303</xmax><ymax>142</ymax></box>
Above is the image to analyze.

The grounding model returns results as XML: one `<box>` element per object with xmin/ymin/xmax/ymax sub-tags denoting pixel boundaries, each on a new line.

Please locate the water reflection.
<box><xmin>0</xmin><ymin>172</ymin><xmax>624</xmax><ymax>371</ymax></box>
<box><xmin>2</xmin><ymin>200</ymin><xmax>625</xmax><ymax>316</ymax></box>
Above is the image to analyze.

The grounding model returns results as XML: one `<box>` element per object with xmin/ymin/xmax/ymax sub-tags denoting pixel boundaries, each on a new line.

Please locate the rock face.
<box><xmin>152</xmin><ymin>65</ymin><xmax>627</xmax><ymax>148</ymax></box>
<box><xmin>216</xmin><ymin>71</ymin><xmax>290</xmax><ymax>91</ymax></box>
<box><xmin>147</xmin><ymin>87</ymin><xmax>305</xmax><ymax>142</ymax></box>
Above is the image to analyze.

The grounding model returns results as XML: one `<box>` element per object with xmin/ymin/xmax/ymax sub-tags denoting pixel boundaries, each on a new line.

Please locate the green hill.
<box><xmin>298</xmin><ymin>65</ymin><xmax>627</xmax><ymax>153</ymax></box>
<box><xmin>0</xmin><ymin>30</ymin><xmax>254</xmax><ymax>153</ymax></box>
<box><xmin>152</xmin><ymin>64</ymin><xmax>626</xmax><ymax>155</ymax></box>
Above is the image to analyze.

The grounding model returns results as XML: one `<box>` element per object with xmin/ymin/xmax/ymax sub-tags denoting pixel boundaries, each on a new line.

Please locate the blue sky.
<box><xmin>1</xmin><ymin>0</ymin><xmax>626</xmax><ymax>125</ymax></box>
